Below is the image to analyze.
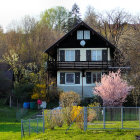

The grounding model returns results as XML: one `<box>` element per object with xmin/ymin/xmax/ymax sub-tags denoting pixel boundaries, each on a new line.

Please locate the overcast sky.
<box><xmin>0</xmin><ymin>0</ymin><xmax>140</xmax><ymax>32</ymax></box>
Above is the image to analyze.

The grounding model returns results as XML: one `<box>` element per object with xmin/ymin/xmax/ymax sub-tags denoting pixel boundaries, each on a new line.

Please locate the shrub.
<box><xmin>44</xmin><ymin>109</ymin><xmax>64</xmax><ymax>129</ymax></box>
<box><xmin>60</xmin><ymin>91</ymin><xmax>80</xmax><ymax>126</ymax></box>
<box><xmin>46</xmin><ymin>87</ymin><xmax>61</xmax><ymax>103</ymax></box>
<box><xmin>62</xmin><ymin>107</ymin><xmax>72</xmax><ymax>126</ymax></box>
<box><xmin>44</xmin><ymin>110</ymin><xmax>56</xmax><ymax>129</ymax></box>
<box><xmin>53</xmin><ymin>109</ymin><xmax>64</xmax><ymax>127</ymax></box>
<box><xmin>60</xmin><ymin>91</ymin><xmax>80</xmax><ymax>107</ymax></box>
<box><xmin>80</xmin><ymin>96</ymin><xmax>103</xmax><ymax>106</ymax></box>
<box><xmin>87</xmin><ymin>109</ymin><xmax>97</xmax><ymax>122</ymax></box>
<box><xmin>87</xmin><ymin>102</ymin><xmax>100</xmax><ymax>122</ymax></box>
<box><xmin>71</xmin><ymin>106</ymin><xmax>84</xmax><ymax>130</ymax></box>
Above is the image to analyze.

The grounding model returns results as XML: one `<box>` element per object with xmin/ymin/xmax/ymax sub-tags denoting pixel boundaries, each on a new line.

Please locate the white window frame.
<box><xmin>84</xmin><ymin>30</ymin><xmax>90</xmax><ymax>39</ymax></box>
<box><xmin>91</xmin><ymin>50</ymin><xmax>102</xmax><ymax>61</ymax></box>
<box><xmin>77</xmin><ymin>30</ymin><xmax>90</xmax><ymax>40</ymax></box>
<box><xmin>65</xmin><ymin>73</ymin><xmax>75</xmax><ymax>84</ymax></box>
<box><xmin>77</xmin><ymin>30</ymin><xmax>83</xmax><ymax>40</ymax></box>
<box><xmin>65</xmin><ymin>50</ymin><xmax>75</xmax><ymax>61</ymax></box>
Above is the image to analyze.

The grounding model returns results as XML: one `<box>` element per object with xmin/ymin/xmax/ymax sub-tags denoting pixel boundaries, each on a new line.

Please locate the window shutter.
<box><xmin>75</xmin><ymin>50</ymin><xmax>80</xmax><ymax>61</ymax></box>
<box><xmin>102</xmin><ymin>50</ymin><xmax>107</xmax><ymax>61</ymax></box>
<box><xmin>86</xmin><ymin>72</ymin><xmax>91</xmax><ymax>84</ymax></box>
<box><xmin>60</xmin><ymin>50</ymin><xmax>65</xmax><ymax>61</ymax></box>
<box><xmin>93</xmin><ymin>73</ymin><xmax>96</xmax><ymax>83</ymax></box>
<box><xmin>60</xmin><ymin>72</ymin><xmax>65</xmax><ymax>84</ymax></box>
<box><xmin>75</xmin><ymin>72</ymin><xmax>80</xmax><ymax>84</ymax></box>
<box><xmin>86</xmin><ymin>50</ymin><xmax>91</xmax><ymax>61</ymax></box>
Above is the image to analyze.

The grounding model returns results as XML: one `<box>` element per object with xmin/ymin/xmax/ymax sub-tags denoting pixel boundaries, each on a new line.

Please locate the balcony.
<box><xmin>47</xmin><ymin>61</ymin><xmax>116</xmax><ymax>70</ymax></box>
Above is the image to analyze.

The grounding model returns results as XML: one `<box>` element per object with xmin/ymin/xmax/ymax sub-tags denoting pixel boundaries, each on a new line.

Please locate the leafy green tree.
<box><xmin>40</xmin><ymin>6</ymin><xmax>68</xmax><ymax>32</ymax></box>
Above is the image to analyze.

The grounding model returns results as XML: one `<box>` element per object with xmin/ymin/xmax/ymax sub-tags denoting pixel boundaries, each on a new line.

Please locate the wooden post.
<box><xmin>9</xmin><ymin>95</ymin><xmax>12</xmax><ymax>108</ymax></box>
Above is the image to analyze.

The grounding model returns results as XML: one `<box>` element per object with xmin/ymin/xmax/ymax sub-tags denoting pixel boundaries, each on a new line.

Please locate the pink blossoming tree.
<box><xmin>94</xmin><ymin>70</ymin><xmax>134</xmax><ymax>107</ymax></box>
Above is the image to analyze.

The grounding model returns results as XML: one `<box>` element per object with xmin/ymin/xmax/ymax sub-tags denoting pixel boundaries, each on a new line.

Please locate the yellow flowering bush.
<box><xmin>71</xmin><ymin>106</ymin><xmax>83</xmax><ymax>121</ymax></box>
<box><xmin>31</xmin><ymin>84</ymin><xmax>46</xmax><ymax>100</ymax></box>
<box><xmin>71</xmin><ymin>106</ymin><xmax>84</xmax><ymax>130</ymax></box>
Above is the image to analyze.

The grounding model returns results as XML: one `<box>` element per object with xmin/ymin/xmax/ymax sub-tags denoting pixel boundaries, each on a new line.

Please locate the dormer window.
<box><xmin>77</xmin><ymin>30</ymin><xmax>90</xmax><ymax>40</ymax></box>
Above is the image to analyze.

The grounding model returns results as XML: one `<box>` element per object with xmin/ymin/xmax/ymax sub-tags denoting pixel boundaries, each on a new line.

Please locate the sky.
<box><xmin>0</xmin><ymin>0</ymin><xmax>140</xmax><ymax>32</ymax></box>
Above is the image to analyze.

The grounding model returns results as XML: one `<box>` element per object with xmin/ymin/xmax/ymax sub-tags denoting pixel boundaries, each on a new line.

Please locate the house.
<box><xmin>45</xmin><ymin>21</ymin><xmax>128</xmax><ymax>98</ymax></box>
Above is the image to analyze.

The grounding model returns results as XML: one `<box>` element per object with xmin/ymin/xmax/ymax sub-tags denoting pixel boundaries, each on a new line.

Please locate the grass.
<box><xmin>1</xmin><ymin>106</ymin><xmax>140</xmax><ymax>140</ymax></box>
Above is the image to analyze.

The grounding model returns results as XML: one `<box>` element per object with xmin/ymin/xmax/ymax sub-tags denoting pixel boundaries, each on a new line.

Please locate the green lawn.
<box><xmin>1</xmin><ymin>106</ymin><xmax>140</xmax><ymax>140</ymax></box>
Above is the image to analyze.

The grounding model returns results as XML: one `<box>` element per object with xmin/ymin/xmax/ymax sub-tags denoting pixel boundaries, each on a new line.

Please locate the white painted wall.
<box><xmin>57</xmin><ymin>48</ymin><xmax>111</xmax><ymax>61</ymax></box>
<box><xmin>57</xmin><ymin>70</ymin><xmax>103</xmax><ymax>87</ymax></box>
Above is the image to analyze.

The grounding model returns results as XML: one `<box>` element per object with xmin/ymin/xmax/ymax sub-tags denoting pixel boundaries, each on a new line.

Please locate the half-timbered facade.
<box><xmin>45</xmin><ymin>21</ymin><xmax>125</xmax><ymax>98</ymax></box>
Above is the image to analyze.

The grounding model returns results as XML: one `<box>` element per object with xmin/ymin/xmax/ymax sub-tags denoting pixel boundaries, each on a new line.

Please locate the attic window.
<box><xmin>77</xmin><ymin>30</ymin><xmax>90</xmax><ymax>40</ymax></box>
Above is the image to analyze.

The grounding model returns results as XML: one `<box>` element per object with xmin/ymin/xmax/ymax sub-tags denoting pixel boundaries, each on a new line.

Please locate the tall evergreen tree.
<box><xmin>71</xmin><ymin>3</ymin><xmax>81</xmax><ymax>26</ymax></box>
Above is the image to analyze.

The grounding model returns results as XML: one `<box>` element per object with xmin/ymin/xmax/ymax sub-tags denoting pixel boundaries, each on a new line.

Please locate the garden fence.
<box><xmin>84</xmin><ymin>107</ymin><xmax>140</xmax><ymax>131</ymax></box>
<box><xmin>21</xmin><ymin>107</ymin><xmax>140</xmax><ymax>138</ymax></box>
<box><xmin>21</xmin><ymin>110</ymin><xmax>44</xmax><ymax>138</ymax></box>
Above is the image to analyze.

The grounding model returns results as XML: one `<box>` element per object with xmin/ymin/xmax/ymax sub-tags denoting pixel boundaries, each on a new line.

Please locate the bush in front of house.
<box><xmin>44</xmin><ymin>109</ymin><xmax>64</xmax><ymax>129</ymax></box>
<box><xmin>71</xmin><ymin>106</ymin><xmax>84</xmax><ymax>130</ymax></box>
<box><xmin>87</xmin><ymin>102</ymin><xmax>100</xmax><ymax>122</ymax></box>
<box><xmin>60</xmin><ymin>91</ymin><xmax>80</xmax><ymax>126</ymax></box>
<box><xmin>53</xmin><ymin>109</ymin><xmax>64</xmax><ymax>127</ymax></box>
<box><xmin>60</xmin><ymin>91</ymin><xmax>80</xmax><ymax>107</ymax></box>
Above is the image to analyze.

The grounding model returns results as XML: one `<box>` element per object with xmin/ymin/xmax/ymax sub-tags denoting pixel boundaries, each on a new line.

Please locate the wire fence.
<box><xmin>85</xmin><ymin>107</ymin><xmax>140</xmax><ymax>130</ymax></box>
<box><xmin>21</xmin><ymin>107</ymin><xmax>140</xmax><ymax>138</ymax></box>
<box><xmin>21</xmin><ymin>110</ymin><xmax>44</xmax><ymax>138</ymax></box>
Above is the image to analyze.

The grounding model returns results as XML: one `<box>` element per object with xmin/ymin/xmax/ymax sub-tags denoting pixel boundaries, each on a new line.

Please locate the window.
<box><xmin>66</xmin><ymin>73</ymin><xmax>75</xmax><ymax>84</ymax></box>
<box><xmin>84</xmin><ymin>30</ymin><xmax>90</xmax><ymax>39</ymax></box>
<box><xmin>91</xmin><ymin>50</ymin><xmax>102</xmax><ymax>61</ymax></box>
<box><xmin>86</xmin><ymin>72</ymin><xmax>102</xmax><ymax>84</ymax></box>
<box><xmin>65</xmin><ymin>50</ymin><xmax>75</xmax><ymax>61</ymax></box>
<box><xmin>77</xmin><ymin>30</ymin><xmax>83</xmax><ymax>40</ymax></box>
<box><xmin>93</xmin><ymin>72</ymin><xmax>102</xmax><ymax>83</ymax></box>
<box><xmin>77</xmin><ymin>30</ymin><xmax>90</xmax><ymax>40</ymax></box>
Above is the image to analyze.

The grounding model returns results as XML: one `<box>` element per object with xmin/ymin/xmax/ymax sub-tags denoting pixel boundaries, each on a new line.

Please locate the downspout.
<box><xmin>82</xmin><ymin>70</ymin><xmax>85</xmax><ymax>99</ymax></box>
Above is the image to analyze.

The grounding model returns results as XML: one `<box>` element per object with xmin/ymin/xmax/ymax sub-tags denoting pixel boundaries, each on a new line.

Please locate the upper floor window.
<box><xmin>91</xmin><ymin>50</ymin><xmax>102</xmax><ymax>61</ymax></box>
<box><xmin>84</xmin><ymin>30</ymin><xmax>90</xmax><ymax>39</ymax></box>
<box><xmin>65</xmin><ymin>50</ymin><xmax>75</xmax><ymax>61</ymax></box>
<box><xmin>77</xmin><ymin>30</ymin><xmax>90</xmax><ymax>40</ymax></box>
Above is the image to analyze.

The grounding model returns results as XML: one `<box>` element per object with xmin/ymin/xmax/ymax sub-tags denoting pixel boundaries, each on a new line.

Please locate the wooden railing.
<box><xmin>47</xmin><ymin>61</ymin><xmax>115</xmax><ymax>70</ymax></box>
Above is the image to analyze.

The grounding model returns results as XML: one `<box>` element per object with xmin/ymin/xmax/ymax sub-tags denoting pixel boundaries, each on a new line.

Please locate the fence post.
<box><xmin>84</xmin><ymin>107</ymin><xmax>87</xmax><ymax>131</ymax></box>
<box><xmin>29</xmin><ymin>119</ymin><xmax>30</xmax><ymax>136</ymax></box>
<box><xmin>21</xmin><ymin>119</ymin><xmax>23</xmax><ymax>138</ymax></box>
<box><xmin>121</xmin><ymin>107</ymin><xmax>123</xmax><ymax>129</ymax></box>
<box><xmin>103</xmin><ymin>107</ymin><xmax>105</xmax><ymax>129</ymax></box>
<box><xmin>37</xmin><ymin>118</ymin><xmax>38</xmax><ymax>134</ymax></box>
<box><xmin>43</xmin><ymin>109</ymin><xmax>45</xmax><ymax>133</ymax></box>
<box><xmin>139</xmin><ymin>107</ymin><xmax>140</xmax><ymax>128</ymax></box>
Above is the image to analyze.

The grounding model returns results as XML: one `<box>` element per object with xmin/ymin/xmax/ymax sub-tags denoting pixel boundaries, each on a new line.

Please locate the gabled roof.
<box><xmin>44</xmin><ymin>21</ymin><xmax>116</xmax><ymax>53</ymax></box>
